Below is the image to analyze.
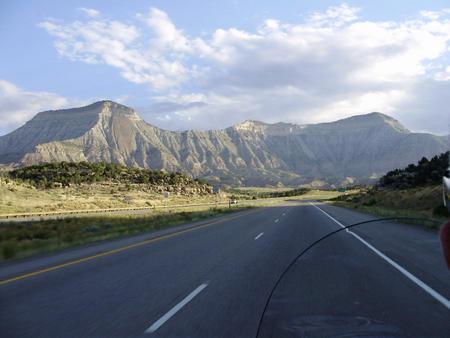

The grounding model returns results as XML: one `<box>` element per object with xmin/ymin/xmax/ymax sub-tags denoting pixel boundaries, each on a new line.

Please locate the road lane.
<box><xmin>312</xmin><ymin>202</ymin><xmax>450</xmax><ymax>301</ymax></box>
<box><xmin>258</xmin><ymin>202</ymin><xmax>450</xmax><ymax>337</ymax></box>
<box><xmin>312</xmin><ymin>202</ymin><xmax>450</xmax><ymax>311</ymax></box>
<box><xmin>1</xmin><ymin>205</ymin><xmax>292</xmax><ymax>337</ymax></box>
<box><xmin>150</xmin><ymin>203</ymin><xmax>338</xmax><ymax>338</ymax></box>
<box><xmin>0</xmin><ymin>208</ymin><xmax>259</xmax><ymax>283</ymax></box>
<box><xmin>1</xmin><ymin>201</ymin><xmax>449</xmax><ymax>337</ymax></box>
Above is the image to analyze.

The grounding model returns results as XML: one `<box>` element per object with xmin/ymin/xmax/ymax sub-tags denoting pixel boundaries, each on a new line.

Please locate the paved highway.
<box><xmin>1</xmin><ymin>201</ymin><xmax>449</xmax><ymax>337</ymax></box>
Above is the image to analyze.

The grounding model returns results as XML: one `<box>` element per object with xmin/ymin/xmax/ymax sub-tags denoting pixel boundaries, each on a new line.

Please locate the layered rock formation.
<box><xmin>0</xmin><ymin>101</ymin><xmax>447</xmax><ymax>186</ymax></box>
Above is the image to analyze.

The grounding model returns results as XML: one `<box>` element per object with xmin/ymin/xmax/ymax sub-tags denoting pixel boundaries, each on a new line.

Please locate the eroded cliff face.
<box><xmin>0</xmin><ymin>101</ymin><xmax>447</xmax><ymax>185</ymax></box>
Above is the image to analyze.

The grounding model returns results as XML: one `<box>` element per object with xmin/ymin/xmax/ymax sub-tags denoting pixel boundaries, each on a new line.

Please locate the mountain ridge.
<box><xmin>0</xmin><ymin>101</ymin><xmax>447</xmax><ymax>186</ymax></box>
<box><xmin>18</xmin><ymin>100</ymin><xmax>409</xmax><ymax>133</ymax></box>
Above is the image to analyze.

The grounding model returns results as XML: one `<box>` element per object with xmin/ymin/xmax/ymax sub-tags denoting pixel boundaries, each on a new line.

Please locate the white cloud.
<box><xmin>40</xmin><ymin>4</ymin><xmax>450</xmax><ymax>134</ymax></box>
<box><xmin>434</xmin><ymin>65</ymin><xmax>450</xmax><ymax>81</ymax></box>
<box><xmin>137</xmin><ymin>8</ymin><xmax>190</xmax><ymax>52</ymax></box>
<box><xmin>308</xmin><ymin>3</ymin><xmax>360</xmax><ymax>27</ymax></box>
<box><xmin>78</xmin><ymin>8</ymin><xmax>100</xmax><ymax>18</ymax></box>
<box><xmin>0</xmin><ymin>80</ymin><xmax>69</xmax><ymax>134</ymax></box>
<box><xmin>40</xmin><ymin>8</ymin><xmax>192</xmax><ymax>90</ymax></box>
<box><xmin>0</xmin><ymin>81</ymin><xmax>122</xmax><ymax>136</ymax></box>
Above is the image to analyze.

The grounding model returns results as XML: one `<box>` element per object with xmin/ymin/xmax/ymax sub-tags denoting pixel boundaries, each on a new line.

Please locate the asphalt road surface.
<box><xmin>1</xmin><ymin>201</ymin><xmax>449</xmax><ymax>337</ymax></box>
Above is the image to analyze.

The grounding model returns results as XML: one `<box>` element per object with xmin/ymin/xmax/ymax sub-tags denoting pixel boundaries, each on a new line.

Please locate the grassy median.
<box><xmin>0</xmin><ymin>206</ymin><xmax>251</xmax><ymax>261</ymax></box>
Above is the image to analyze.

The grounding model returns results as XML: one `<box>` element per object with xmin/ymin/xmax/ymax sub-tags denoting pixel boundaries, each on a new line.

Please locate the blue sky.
<box><xmin>1</xmin><ymin>0</ymin><xmax>450</xmax><ymax>135</ymax></box>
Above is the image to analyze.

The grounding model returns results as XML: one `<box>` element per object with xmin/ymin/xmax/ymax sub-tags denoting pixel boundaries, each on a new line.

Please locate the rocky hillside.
<box><xmin>0</xmin><ymin>101</ymin><xmax>447</xmax><ymax>186</ymax></box>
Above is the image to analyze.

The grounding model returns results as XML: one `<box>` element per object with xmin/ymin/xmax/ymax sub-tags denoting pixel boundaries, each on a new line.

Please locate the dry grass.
<box><xmin>0</xmin><ymin>186</ymin><xmax>348</xmax><ymax>260</ymax></box>
<box><xmin>232</xmin><ymin>186</ymin><xmax>293</xmax><ymax>193</ymax></box>
<box><xmin>0</xmin><ymin>179</ymin><xmax>219</xmax><ymax>215</ymax></box>
<box><xmin>287</xmin><ymin>189</ymin><xmax>350</xmax><ymax>201</ymax></box>
<box><xmin>0</xmin><ymin>178</ymin><xmax>347</xmax><ymax>217</ymax></box>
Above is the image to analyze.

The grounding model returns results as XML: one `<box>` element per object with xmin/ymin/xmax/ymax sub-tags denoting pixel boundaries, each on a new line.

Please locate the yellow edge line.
<box><xmin>0</xmin><ymin>208</ymin><xmax>259</xmax><ymax>286</ymax></box>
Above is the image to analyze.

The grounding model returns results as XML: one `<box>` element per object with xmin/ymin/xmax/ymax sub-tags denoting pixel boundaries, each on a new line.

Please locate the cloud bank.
<box><xmin>13</xmin><ymin>4</ymin><xmax>450</xmax><ymax>134</ymax></box>
<box><xmin>0</xmin><ymin>80</ymin><xmax>69</xmax><ymax>134</ymax></box>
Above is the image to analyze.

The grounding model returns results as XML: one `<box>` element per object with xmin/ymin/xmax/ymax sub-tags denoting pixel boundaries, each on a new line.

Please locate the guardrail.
<box><xmin>0</xmin><ymin>195</ymin><xmax>299</xmax><ymax>221</ymax></box>
<box><xmin>0</xmin><ymin>201</ymin><xmax>233</xmax><ymax>220</ymax></box>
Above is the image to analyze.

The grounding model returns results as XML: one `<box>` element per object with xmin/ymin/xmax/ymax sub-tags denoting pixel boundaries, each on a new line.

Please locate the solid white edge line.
<box><xmin>255</xmin><ymin>232</ymin><xmax>264</xmax><ymax>240</ymax></box>
<box><xmin>309</xmin><ymin>202</ymin><xmax>450</xmax><ymax>311</ymax></box>
<box><xmin>145</xmin><ymin>283</ymin><xmax>208</xmax><ymax>334</ymax></box>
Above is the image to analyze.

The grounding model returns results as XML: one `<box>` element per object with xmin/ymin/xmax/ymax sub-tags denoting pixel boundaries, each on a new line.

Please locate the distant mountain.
<box><xmin>0</xmin><ymin>100</ymin><xmax>447</xmax><ymax>186</ymax></box>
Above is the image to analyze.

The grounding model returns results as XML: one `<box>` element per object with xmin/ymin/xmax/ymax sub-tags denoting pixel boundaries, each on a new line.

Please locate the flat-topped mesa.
<box><xmin>34</xmin><ymin>100</ymin><xmax>141</xmax><ymax>120</ymax></box>
<box><xmin>0</xmin><ymin>100</ymin><xmax>145</xmax><ymax>164</ymax></box>
<box><xmin>231</xmin><ymin>112</ymin><xmax>409</xmax><ymax>135</ymax></box>
<box><xmin>0</xmin><ymin>101</ymin><xmax>446</xmax><ymax>185</ymax></box>
<box><xmin>313</xmin><ymin>112</ymin><xmax>410</xmax><ymax>133</ymax></box>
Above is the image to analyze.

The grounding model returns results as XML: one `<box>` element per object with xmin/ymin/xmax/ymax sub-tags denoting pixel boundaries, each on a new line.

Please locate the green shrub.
<box><xmin>2</xmin><ymin>241</ymin><xmax>17</xmax><ymax>259</ymax></box>
<box><xmin>9</xmin><ymin>162</ymin><xmax>212</xmax><ymax>191</ymax></box>
<box><xmin>380</xmin><ymin>151</ymin><xmax>448</xmax><ymax>189</ymax></box>
<box><xmin>83</xmin><ymin>225</ymin><xmax>101</xmax><ymax>233</ymax></box>
<box><xmin>363</xmin><ymin>198</ymin><xmax>377</xmax><ymax>206</ymax></box>
<box><xmin>433</xmin><ymin>205</ymin><xmax>450</xmax><ymax>217</ymax></box>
